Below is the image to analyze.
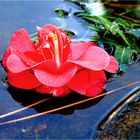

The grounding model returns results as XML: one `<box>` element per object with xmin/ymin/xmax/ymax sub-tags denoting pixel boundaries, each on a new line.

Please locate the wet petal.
<box><xmin>24</xmin><ymin>51</ymin><xmax>44</xmax><ymax>63</ymax></box>
<box><xmin>69</xmin><ymin>42</ymin><xmax>97</xmax><ymax>60</ymax></box>
<box><xmin>8</xmin><ymin>71</ymin><xmax>41</xmax><ymax>89</ymax></box>
<box><xmin>9</xmin><ymin>29</ymin><xmax>35</xmax><ymax>52</ymax></box>
<box><xmin>6</xmin><ymin>54</ymin><xmax>29</xmax><ymax>73</ymax></box>
<box><xmin>86</xmin><ymin>82</ymin><xmax>105</xmax><ymax>97</ymax></box>
<box><xmin>36</xmin><ymin>85</ymin><xmax>71</xmax><ymax>96</ymax></box>
<box><xmin>104</xmin><ymin>56</ymin><xmax>119</xmax><ymax>73</ymax></box>
<box><xmin>69</xmin><ymin>47</ymin><xmax>110</xmax><ymax>71</ymax></box>
<box><xmin>36</xmin><ymin>86</ymin><xmax>53</xmax><ymax>94</ymax></box>
<box><xmin>34</xmin><ymin>63</ymin><xmax>77</xmax><ymax>87</ymax></box>
<box><xmin>52</xmin><ymin>87</ymin><xmax>71</xmax><ymax>97</ymax></box>
<box><xmin>2</xmin><ymin>47</ymin><xmax>11</xmax><ymax>68</ymax></box>
<box><xmin>67</xmin><ymin>69</ymin><xmax>106</xmax><ymax>96</ymax></box>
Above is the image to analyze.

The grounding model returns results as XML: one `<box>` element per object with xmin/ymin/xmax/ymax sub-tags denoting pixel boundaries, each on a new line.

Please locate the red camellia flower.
<box><xmin>2</xmin><ymin>24</ymin><xmax>118</xmax><ymax>97</ymax></box>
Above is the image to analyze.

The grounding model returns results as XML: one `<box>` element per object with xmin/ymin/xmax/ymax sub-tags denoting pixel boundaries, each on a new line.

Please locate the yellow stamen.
<box><xmin>52</xmin><ymin>33</ymin><xmax>61</xmax><ymax>68</ymax></box>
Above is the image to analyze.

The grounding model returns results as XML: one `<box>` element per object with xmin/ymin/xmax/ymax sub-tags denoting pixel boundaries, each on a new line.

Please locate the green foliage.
<box><xmin>30</xmin><ymin>33</ymin><xmax>39</xmax><ymax>44</ymax></box>
<box><xmin>54</xmin><ymin>9</ymin><xmax>69</xmax><ymax>17</ymax></box>
<box><xmin>69</xmin><ymin>0</ymin><xmax>86</xmax><ymax>10</ymax></box>
<box><xmin>87</xmin><ymin>16</ymin><xmax>140</xmax><ymax>52</ymax></box>
<box><xmin>64</xmin><ymin>30</ymin><xmax>75</xmax><ymax>36</ymax></box>
<box><xmin>115</xmin><ymin>47</ymin><xmax>133</xmax><ymax>64</ymax></box>
<box><xmin>72</xmin><ymin>1</ymin><xmax>140</xmax><ymax>73</ymax></box>
<box><xmin>119</xmin><ymin>64</ymin><xmax>128</xmax><ymax>72</ymax></box>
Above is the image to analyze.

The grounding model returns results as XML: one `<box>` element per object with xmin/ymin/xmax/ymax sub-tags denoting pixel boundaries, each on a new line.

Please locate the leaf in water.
<box><xmin>90</xmin><ymin>36</ymin><xmax>121</xmax><ymax>47</ymax></box>
<box><xmin>88</xmin><ymin>26</ymin><xmax>105</xmax><ymax>34</ymax></box>
<box><xmin>88</xmin><ymin>16</ymin><xmax>139</xmax><ymax>52</ymax></box>
<box><xmin>74</xmin><ymin>11</ymin><xmax>90</xmax><ymax>17</ymax></box>
<box><xmin>93</xmin><ymin>16</ymin><xmax>132</xmax><ymax>47</ymax></box>
<box><xmin>30</xmin><ymin>34</ymin><xmax>39</xmax><ymax>44</ymax></box>
<box><xmin>55</xmin><ymin>9</ymin><xmax>69</xmax><ymax>17</ymax></box>
<box><xmin>116</xmin><ymin>18</ymin><xmax>132</xmax><ymax>30</ymax></box>
<box><xmin>84</xmin><ymin>16</ymin><xmax>126</xmax><ymax>38</ymax></box>
<box><xmin>115</xmin><ymin>46</ymin><xmax>133</xmax><ymax>65</ymax></box>
<box><xmin>119</xmin><ymin>64</ymin><xmax>128</xmax><ymax>72</ymax></box>
<box><xmin>124</xmin><ymin>32</ymin><xmax>140</xmax><ymax>53</ymax></box>
<box><xmin>64</xmin><ymin>30</ymin><xmax>75</xmax><ymax>36</ymax></box>
<box><xmin>69</xmin><ymin>0</ymin><xmax>86</xmax><ymax>10</ymax></box>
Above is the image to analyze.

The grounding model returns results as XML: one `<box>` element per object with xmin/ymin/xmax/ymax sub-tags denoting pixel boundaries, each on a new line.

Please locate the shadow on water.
<box><xmin>7</xmin><ymin>87</ymin><xmax>105</xmax><ymax>115</ymax></box>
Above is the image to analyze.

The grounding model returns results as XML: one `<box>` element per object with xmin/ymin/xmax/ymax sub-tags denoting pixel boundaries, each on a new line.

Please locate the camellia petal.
<box><xmin>2</xmin><ymin>24</ymin><xmax>119</xmax><ymax>97</ymax></box>
<box><xmin>8</xmin><ymin>71</ymin><xmax>41</xmax><ymax>89</ymax></box>
<box><xmin>36</xmin><ymin>85</ymin><xmax>71</xmax><ymax>96</ymax></box>
<box><xmin>24</xmin><ymin>51</ymin><xmax>45</xmax><ymax>63</ymax></box>
<box><xmin>38</xmin><ymin>24</ymin><xmax>56</xmax><ymax>45</ymax></box>
<box><xmin>104</xmin><ymin>56</ymin><xmax>119</xmax><ymax>73</ymax></box>
<box><xmin>6</xmin><ymin>54</ymin><xmax>29</xmax><ymax>73</ymax></box>
<box><xmin>69</xmin><ymin>42</ymin><xmax>97</xmax><ymax>60</ymax></box>
<box><xmin>36</xmin><ymin>85</ymin><xmax>53</xmax><ymax>94</ymax></box>
<box><xmin>67</xmin><ymin>69</ymin><xmax>106</xmax><ymax>95</ymax></box>
<box><xmin>86</xmin><ymin>82</ymin><xmax>105</xmax><ymax>97</ymax></box>
<box><xmin>34</xmin><ymin>63</ymin><xmax>77</xmax><ymax>87</ymax></box>
<box><xmin>9</xmin><ymin>29</ymin><xmax>35</xmax><ymax>52</ymax></box>
<box><xmin>51</xmin><ymin>87</ymin><xmax>71</xmax><ymax>97</ymax></box>
<box><xmin>69</xmin><ymin>46</ymin><xmax>110</xmax><ymax>71</ymax></box>
<box><xmin>2</xmin><ymin>47</ymin><xmax>11</xmax><ymax>68</ymax></box>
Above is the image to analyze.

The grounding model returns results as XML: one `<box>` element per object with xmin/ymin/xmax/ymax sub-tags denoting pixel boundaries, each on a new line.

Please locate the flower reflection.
<box><xmin>8</xmin><ymin>87</ymin><xmax>105</xmax><ymax>115</ymax></box>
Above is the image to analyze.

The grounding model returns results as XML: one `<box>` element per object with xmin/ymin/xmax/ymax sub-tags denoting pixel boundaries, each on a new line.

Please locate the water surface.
<box><xmin>0</xmin><ymin>0</ymin><xmax>140</xmax><ymax>139</ymax></box>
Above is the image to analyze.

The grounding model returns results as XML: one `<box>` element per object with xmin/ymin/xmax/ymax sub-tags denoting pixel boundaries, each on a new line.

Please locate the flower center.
<box><xmin>52</xmin><ymin>33</ymin><xmax>61</xmax><ymax>68</ymax></box>
<box><xmin>45</xmin><ymin>33</ymin><xmax>62</xmax><ymax>69</ymax></box>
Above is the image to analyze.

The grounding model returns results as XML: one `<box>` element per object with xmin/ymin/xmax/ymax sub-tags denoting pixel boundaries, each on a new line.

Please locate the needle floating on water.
<box><xmin>0</xmin><ymin>80</ymin><xmax>140</xmax><ymax>126</ymax></box>
<box><xmin>0</xmin><ymin>97</ymin><xmax>53</xmax><ymax>119</ymax></box>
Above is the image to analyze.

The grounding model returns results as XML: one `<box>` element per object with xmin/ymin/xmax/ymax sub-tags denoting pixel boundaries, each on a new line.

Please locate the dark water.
<box><xmin>0</xmin><ymin>0</ymin><xmax>140</xmax><ymax>139</ymax></box>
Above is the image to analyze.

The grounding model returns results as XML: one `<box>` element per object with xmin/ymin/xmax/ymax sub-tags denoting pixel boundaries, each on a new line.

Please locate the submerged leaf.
<box><xmin>115</xmin><ymin>46</ymin><xmax>133</xmax><ymax>65</ymax></box>
<box><xmin>64</xmin><ymin>30</ymin><xmax>75</xmax><ymax>36</ymax></box>
<box><xmin>55</xmin><ymin>9</ymin><xmax>69</xmax><ymax>17</ymax></box>
<box><xmin>119</xmin><ymin>64</ymin><xmax>128</xmax><ymax>72</ymax></box>
<box><xmin>69</xmin><ymin>0</ymin><xmax>86</xmax><ymax>10</ymax></box>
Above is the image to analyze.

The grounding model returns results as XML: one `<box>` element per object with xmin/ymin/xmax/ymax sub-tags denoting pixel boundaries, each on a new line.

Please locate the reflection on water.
<box><xmin>8</xmin><ymin>87</ymin><xmax>104</xmax><ymax>115</ymax></box>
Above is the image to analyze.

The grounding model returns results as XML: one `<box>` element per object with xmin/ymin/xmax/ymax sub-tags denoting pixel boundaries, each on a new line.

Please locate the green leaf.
<box><xmin>90</xmin><ymin>36</ymin><xmax>122</xmax><ymax>47</ymax></box>
<box><xmin>84</xmin><ymin>16</ymin><xmax>123</xmax><ymax>35</ymax></box>
<box><xmin>119</xmin><ymin>64</ymin><xmax>128</xmax><ymax>72</ymax></box>
<box><xmin>88</xmin><ymin>26</ymin><xmax>104</xmax><ymax>33</ymax></box>
<box><xmin>116</xmin><ymin>18</ymin><xmax>132</xmax><ymax>30</ymax></box>
<box><xmin>87</xmin><ymin>16</ymin><xmax>137</xmax><ymax>49</ymax></box>
<box><xmin>55</xmin><ymin>9</ymin><xmax>69</xmax><ymax>17</ymax></box>
<box><xmin>115</xmin><ymin>46</ymin><xmax>133</xmax><ymax>64</ymax></box>
<box><xmin>64</xmin><ymin>30</ymin><xmax>75</xmax><ymax>36</ymax></box>
<box><xmin>69</xmin><ymin>0</ymin><xmax>86</xmax><ymax>10</ymax></box>
<box><xmin>74</xmin><ymin>12</ymin><xmax>90</xmax><ymax>17</ymax></box>
<box><xmin>30</xmin><ymin>33</ymin><xmax>39</xmax><ymax>44</ymax></box>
